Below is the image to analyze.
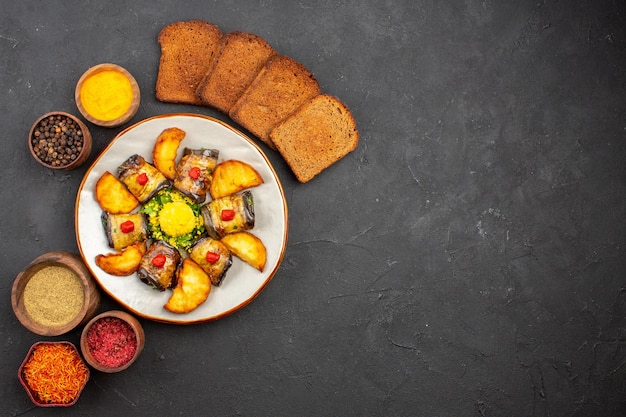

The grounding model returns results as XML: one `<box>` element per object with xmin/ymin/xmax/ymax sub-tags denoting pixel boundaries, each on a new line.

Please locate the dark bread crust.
<box><xmin>269</xmin><ymin>94</ymin><xmax>359</xmax><ymax>183</ymax></box>
<box><xmin>229</xmin><ymin>55</ymin><xmax>321</xmax><ymax>149</ymax></box>
<box><xmin>196</xmin><ymin>31</ymin><xmax>276</xmax><ymax>114</ymax></box>
<box><xmin>154</xmin><ymin>21</ymin><xmax>359</xmax><ymax>183</ymax></box>
<box><xmin>156</xmin><ymin>20</ymin><xmax>223</xmax><ymax>105</ymax></box>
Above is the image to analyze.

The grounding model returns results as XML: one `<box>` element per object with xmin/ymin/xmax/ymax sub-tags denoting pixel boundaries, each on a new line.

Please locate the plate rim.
<box><xmin>74</xmin><ymin>113</ymin><xmax>289</xmax><ymax>324</ymax></box>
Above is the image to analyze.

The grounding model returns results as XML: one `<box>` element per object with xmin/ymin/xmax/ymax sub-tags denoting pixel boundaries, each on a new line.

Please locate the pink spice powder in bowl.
<box><xmin>80</xmin><ymin>310</ymin><xmax>144</xmax><ymax>373</ymax></box>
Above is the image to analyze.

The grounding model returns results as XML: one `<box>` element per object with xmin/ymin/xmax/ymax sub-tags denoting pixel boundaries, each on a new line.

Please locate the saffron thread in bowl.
<box><xmin>22</xmin><ymin>343</ymin><xmax>89</xmax><ymax>405</ymax></box>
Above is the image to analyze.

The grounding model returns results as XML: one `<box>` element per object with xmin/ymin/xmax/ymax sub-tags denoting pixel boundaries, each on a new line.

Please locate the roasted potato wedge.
<box><xmin>152</xmin><ymin>127</ymin><xmax>186</xmax><ymax>179</ymax></box>
<box><xmin>95</xmin><ymin>241</ymin><xmax>147</xmax><ymax>276</ymax></box>
<box><xmin>164</xmin><ymin>258</ymin><xmax>211</xmax><ymax>314</ymax></box>
<box><xmin>95</xmin><ymin>171</ymin><xmax>140</xmax><ymax>214</ymax></box>
<box><xmin>220</xmin><ymin>232</ymin><xmax>267</xmax><ymax>272</ymax></box>
<box><xmin>209</xmin><ymin>159</ymin><xmax>264</xmax><ymax>199</ymax></box>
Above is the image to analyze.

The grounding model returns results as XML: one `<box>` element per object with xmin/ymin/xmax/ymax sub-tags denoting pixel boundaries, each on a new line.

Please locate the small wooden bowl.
<box><xmin>11</xmin><ymin>252</ymin><xmax>100</xmax><ymax>336</ymax></box>
<box><xmin>75</xmin><ymin>63</ymin><xmax>140</xmax><ymax>127</ymax></box>
<box><xmin>18</xmin><ymin>341</ymin><xmax>90</xmax><ymax>407</ymax></box>
<box><xmin>28</xmin><ymin>111</ymin><xmax>92</xmax><ymax>170</ymax></box>
<box><xmin>80</xmin><ymin>310</ymin><xmax>145</xmax><ymax>373</ymax></box>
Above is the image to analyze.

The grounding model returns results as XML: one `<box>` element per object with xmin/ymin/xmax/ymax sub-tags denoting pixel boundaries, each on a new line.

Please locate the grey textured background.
<box><xmin>1</xmin><ymin>1</ymin><xmax>625</xmax><ymax>416</ymax></box>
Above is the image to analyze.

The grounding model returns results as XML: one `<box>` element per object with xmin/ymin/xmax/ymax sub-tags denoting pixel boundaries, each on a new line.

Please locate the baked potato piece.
<box><xmin>188</xmin><ymin>237</ymin><xmax>232</xmax><ymax>286</ymax></box>
<box><xmin>137</xmin><ymin>240</ymin><xmax>181</xmax><ymax>291</ymax></box>
<box><xmin>95</xmin><ymin>241</ymin><xmax>147</xmax><ymax>276</ymax></box>
<box><xmin>220</xmin><ymin>231</ymin><xmax>267</xmax><ymax>272</ymax></box>
<box><xmin>153</xmin><ymin>127</ymin><xmax>186</xmax><ymax>179</ymax></box>
<box><xmin>101</xmin><ymin>212</ymin><xmax>148</xmax><ymax>250</ymax></box>
<box><xmin>164</xmin><ymin>258</ymin><xmax>211</xmax><ymax>314</ymax></box>
<box><xmin>95</xmin><ymin>171</ymin><xmax>140</xmax><ymax>214</ymax></box>
<box><xmin>209</xmin><ymin>159</ymin><xmax>264</xmax><ymax>199</ymax></box>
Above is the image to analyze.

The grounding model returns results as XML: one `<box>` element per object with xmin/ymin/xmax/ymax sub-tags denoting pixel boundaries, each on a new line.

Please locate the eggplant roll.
<box><xmin>201</xmin><ymin>190</ymin><xmax>255</xmax><ymax>239</ymax></box>
<box><xmin>188</xmin><ymin>237</ymin><xmax>233</xmax><ymax>286</ymax></box>
<box><xmin>173</xmin><ymin>148</ymin><xmax>219</xmax><ymax>203</ymax></box>
<box><xmin>117</xmin><ymin>154</ymin><xmax>171</xmax><ymax>203</ymax></box>
<box><xmin>137</xmin><ymin>240</ymin><xmax>181</xmax><ymax>291</ymax></box>
<box><xmin>101</xmin><ymin>211</ymin><xmax>148</xmax><ymax>250</ymax></box>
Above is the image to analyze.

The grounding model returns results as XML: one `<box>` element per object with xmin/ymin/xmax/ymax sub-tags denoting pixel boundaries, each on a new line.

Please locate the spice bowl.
<box><xmin>80</xmin><ymin>310</ymin><xmax>145</xmax><ymax>373</ymax></box>
<box><xmin>11</xmin><ymin>252</ymin><xmax>101</xmax><ymax>336</ymax></box>
<box><xmin>19</xmin><ymin>341</ymin><xmax>90</xmax><ymax>407</ymax></box>
<box><xmin>28</xmin><ymin>111</ymin><xmax>92</xmax><ymax>170</ymax></box>
<box><xmin>75</xmin><ymin>63</ymin><xmax>140</xmax><ymax>128</ymax></box>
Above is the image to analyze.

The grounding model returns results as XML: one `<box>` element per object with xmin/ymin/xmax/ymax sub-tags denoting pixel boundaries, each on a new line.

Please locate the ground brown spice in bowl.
<box><xmin>22</xmin><ymin>266</ymin><xmax>84</xmax><ymax>327</ymax></box>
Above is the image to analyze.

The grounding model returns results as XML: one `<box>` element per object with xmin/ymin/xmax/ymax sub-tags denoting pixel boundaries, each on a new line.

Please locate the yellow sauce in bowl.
<box><xmin>75</xmin><ymin>63</ymin><xmax>140</xmax><ymax>127</ymax></box>
<box><xmin>79</xmin><ymin>68</ymin><xmax>133</xmax><ymax>121</ymax></box>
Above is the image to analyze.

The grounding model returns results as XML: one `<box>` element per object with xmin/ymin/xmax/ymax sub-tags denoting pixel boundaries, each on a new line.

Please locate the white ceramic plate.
<box><xmin>75</xmin><ymin>114</ymin><xmax>288</xmax><ymax>324</ymax></box>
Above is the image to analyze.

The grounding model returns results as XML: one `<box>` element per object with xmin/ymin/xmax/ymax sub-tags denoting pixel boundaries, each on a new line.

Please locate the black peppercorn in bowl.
<box><xmin>28</xmin><ymin>111</ymin><xmax>92</xmax><ymax>170</ymax></box>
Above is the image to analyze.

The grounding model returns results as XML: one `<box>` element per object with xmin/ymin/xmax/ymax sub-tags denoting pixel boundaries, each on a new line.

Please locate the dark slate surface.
<box><xmin>1</xmin><ymin>1</ymin><xmax>625</xmax><ymax>416</ymax></box>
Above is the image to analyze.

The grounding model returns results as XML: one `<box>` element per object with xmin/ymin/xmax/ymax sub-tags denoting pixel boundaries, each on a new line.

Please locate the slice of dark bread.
<box><xmin>229</xmin><ymin>55</ymin><xmax>321</xmax><ymax>149</ymax></box>
<box><xmin>269</xmin><ymin>94</ymin><xmax>359</xmax><ymax>183</ymax></box>
<box><xmin>196</xmin><ymin>31</ymin><xmax>276</xmax><ymax>114</ymax></box>
<box><xmin>156</xmin><ymin>20</ymin><xmax>223</xmax><ymax>105</ymax></box>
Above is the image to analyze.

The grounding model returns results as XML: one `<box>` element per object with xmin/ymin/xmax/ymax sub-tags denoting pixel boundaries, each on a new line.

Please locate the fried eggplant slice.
<box><xmin>117</xmin><ymin>154</ymin><xmax>171</xmax><ymax>203</ymax></box>
<box><xmin>95</xmin><ymin>241</ymin><xmax>147</xmax><ymax>276</ymax></box>
<box><xmin>95</xmin><ymin>171</ymin><xmax>140</xmax><ymax>214</ymax></box>
<box><xmin>209</xmin><ymin>159</ymin><xmax>264</xmax><ymax>199</ymax></box>
<box><xmin>221</xmin><ymin>231</ymin><xmax>267</xmax><ymax>272</ymax></box>
<box><xmin>137</xmin><ymin>240</ymin><xmax>181</xmax><ymax>291</ymax></box>
<box><xmin>188</xmin><ymin>237</ymin><xmax>232</xmax><ymax>286</ymax></box>
<box><xmin>164</xmin><ymin>258</ymin><xmax>211</xmax><ymax>314</ymax></box>
<box><xmin>153</xmin><ymin>127</ymin><xmax>186</xmax><ymax>179</ymax></box>
<box><xmin>201</xmin><ymin>190</ymin><xmax>255</xmax><ymax>239</ymax></box>
<box><xmin>173</xmin><ymin>148</ymin><xmax>219</xmax><ymax>203</ymax></box>
<box><xmin>101</xmin><ymin>212</ymin><xmax>148</xmax><ymax>250</ymax></box>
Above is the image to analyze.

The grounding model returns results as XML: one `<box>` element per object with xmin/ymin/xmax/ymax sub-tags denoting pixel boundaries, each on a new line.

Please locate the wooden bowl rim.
<box><xmin>11</xmin><ymin>251</ymin><xmax>99</xmax><ymax>336</ymax></box>
<box><xmin>74</xmin><ymin>63</ymin><xmax>141</xmax><ymax>128</ymax></box>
